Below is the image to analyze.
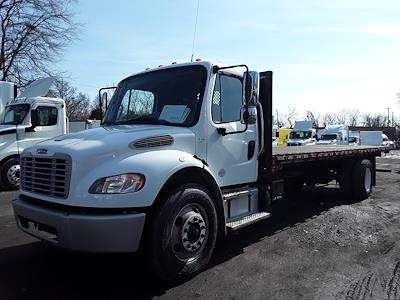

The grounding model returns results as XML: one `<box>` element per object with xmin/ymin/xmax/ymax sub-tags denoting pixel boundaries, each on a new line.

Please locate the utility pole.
<box><xmin>385</xmin><ymin>107</ymin><xmax>391</xmax><ymax>126</ymax></box>
<box><xmin>276</xmin><ymin>110</ymin><xmax>280</xmax><ymax>128</ymax></box>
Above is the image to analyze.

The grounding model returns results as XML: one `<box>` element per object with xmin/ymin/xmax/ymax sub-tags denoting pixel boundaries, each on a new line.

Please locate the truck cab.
<box><xmin>0</xmin><ymin>78</ymin><xmax>67</xmax><ymax>190</ymax></box>
<box><xmin>317</xmin><ymin>124</ymin><xmax>349</xmax><ymax>145</ymax></box>
<box><xmin>286</xmin><ymin>121</ymin><xmax>317</xmax><ymax>146</ymax></box>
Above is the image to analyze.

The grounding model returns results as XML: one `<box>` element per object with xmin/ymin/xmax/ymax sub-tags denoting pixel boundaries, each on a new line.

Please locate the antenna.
<box><xmin>190</xmin><ymin>0</ymin><xmax>200</xmax><ymax>62</ymax></box>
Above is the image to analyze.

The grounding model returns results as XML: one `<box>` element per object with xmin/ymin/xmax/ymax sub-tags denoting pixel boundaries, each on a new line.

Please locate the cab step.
<box><xmin>226</xmin><ymin>212</ymin><xmax>270</xmax><ymax>231</ymax></box>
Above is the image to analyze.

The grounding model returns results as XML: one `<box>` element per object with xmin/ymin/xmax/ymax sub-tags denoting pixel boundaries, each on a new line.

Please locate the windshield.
<box><xmin>0</xmin><ymin>104</ymin><xmax>30</xmax><ymax>125</ymax></box>
<box><xmin>321</xmin><ymin>134</ymin><xmax>338</xmax><ymax>140</ymax></box>
<box><xmin>103</xmin><ymin>65</ymin><xmax>207</xmax><ymax>127</ymax></box>
<box><xmin>349</xmin><ymin>137</ymin><xmax>357</xmax><ymax>143</ymax></box>
<box><xmin>290</xmin><ymin>131</ymin><xmax>312</xmax><ymax>139</ymax></box>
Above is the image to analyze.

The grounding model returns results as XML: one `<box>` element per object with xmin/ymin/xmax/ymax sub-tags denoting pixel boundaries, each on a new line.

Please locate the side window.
<box><xmin>36</xmin><ymin>106</ymin><xmax>58</xmax><ymax>126</ymax></box>
<box><xmin>117</xmin><ymin>89</ymin><xmax>155</xmax><ymax>120</ymax></box>
<box><xmin>212</xmin><ymin>74</ymin><xmax>243</xmax><ymax>123</ymax></box>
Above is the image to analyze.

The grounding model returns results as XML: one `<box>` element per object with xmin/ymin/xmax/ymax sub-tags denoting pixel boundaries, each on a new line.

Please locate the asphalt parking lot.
<box><xmin>1</xmin><ymin>152</ymin><xmax>400</xmax><ymax>299</ymax></box>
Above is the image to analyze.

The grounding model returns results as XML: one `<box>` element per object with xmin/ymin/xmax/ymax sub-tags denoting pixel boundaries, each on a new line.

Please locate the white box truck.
<box><xmin>12</xmin><ymin>61</ymin><xmax>384</xmax><ymax>281</ymax></box>
<box><xmin>0</xmin><ymin>77</ymin><xmax>98</xmax><ymax>190</ymax></box>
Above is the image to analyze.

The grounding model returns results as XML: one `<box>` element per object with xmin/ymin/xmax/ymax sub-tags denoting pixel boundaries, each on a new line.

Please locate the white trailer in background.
<box><xmin>359</xmin><ymin>131</ymin><xmax>383</xmax><ymax>146</ymax></box>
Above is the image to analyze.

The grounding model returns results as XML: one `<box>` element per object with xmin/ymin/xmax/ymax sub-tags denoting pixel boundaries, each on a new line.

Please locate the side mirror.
<box><xmin>31</xmin><ymin>109</ymin><xmax>39</xmax><ymax>129</ymax></box>
<box><xmin>244</xmin><ymin>71</ymin><xmax>259</xmax><ymax>105</ymax></box>
<box><xmin>240</xmin><ymin>106</ymin><xmax>257</xmax><ymax>124</ymax></box>
<box><xmin>101</xmin><ymin>92</ymin><xmax>108</xmax><ymax>109</ymax></box>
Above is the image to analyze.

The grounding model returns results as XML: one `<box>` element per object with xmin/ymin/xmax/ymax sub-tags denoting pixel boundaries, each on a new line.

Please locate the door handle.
<box><xmin>248</xmin><ymin>140</ymin><xmax>255</xmax><ymax>160</ymax></box>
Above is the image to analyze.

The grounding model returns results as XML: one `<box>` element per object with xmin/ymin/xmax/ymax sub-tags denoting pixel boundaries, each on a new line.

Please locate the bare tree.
<box><xmin>362</xmin><ymin>113</ymin><xmax>388</xmax><ymax>127</ymax></box>
<box><xmin>334</xmin><ymin>109</ymin><xmax>348</xmax><ymax>125</ymax></box>
<box><xmin>397</xmin><ymin>91</ymin><xmax>400</xmax><ymax>107</ymax></box>
<box><xmin>0</xmin><ymin>0</ymin><xmax>78</xmax><ymax>85</ymax></box>
<box><xmin>305</xmin><ymin>110</ymin><xmax>321</xmax><ymax>128</ymax></box>
<box><xmin>51</xmin><ymin>78</ymin><xmax>93</xmax><ymax>120</ymax></box>
<box><xmin>348</xmin><ymin>109</ymin><xmax>360</xmax><ymax>126</ymax></box>
<box><xmin>322</xmin><ymin>112</ymin><xmax>335</xmax><ymax>127</ymax></box>
<box><xmin>284</xmin><ymin>105</ymin><xmax>298</xmax><ymax>128</ymax></box>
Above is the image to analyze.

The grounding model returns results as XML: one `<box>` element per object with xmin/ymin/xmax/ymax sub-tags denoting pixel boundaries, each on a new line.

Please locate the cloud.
<box><xmin>295</xmin><ymin>24</ymin><xmax>400</xmax><ymax>37</ymax></box>
<box><xmin>270</xmin><ymin>63</ymin><xmax>400</xmax><ymax>115</ymax></box>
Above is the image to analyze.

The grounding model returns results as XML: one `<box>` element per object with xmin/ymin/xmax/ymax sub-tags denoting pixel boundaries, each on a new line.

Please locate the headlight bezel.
<box><xmin>89</xmin><ymin>173</ymin><xmax>145</xmax><ymax>194</ymax></box>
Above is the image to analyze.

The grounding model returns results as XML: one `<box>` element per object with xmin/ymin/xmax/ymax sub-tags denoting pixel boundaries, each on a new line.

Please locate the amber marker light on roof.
<box><xmin>158</xmin><ymin>64</ymin><xmax>164</xmax><ymax>67</ymax></box>
<box><xmin>171</xmin><ymin>61</ymin><xmax>178</xmax><ymax>64</ymax></box>
<box><xmin>195</xmin><ymin>58</ymin><xmax>202</xmax><ymax>62</ymax></box>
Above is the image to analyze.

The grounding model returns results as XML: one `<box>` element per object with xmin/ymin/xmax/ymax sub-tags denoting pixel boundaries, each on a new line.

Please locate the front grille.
<box><xmin>20</xmin><ymin>155</ymin><xmax>72</xmax><ymax>199</ymax></box>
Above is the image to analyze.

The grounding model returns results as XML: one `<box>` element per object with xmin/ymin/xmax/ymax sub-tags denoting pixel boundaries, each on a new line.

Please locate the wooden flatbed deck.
<box><xmin>272</xmin><ymin>145</ymin><xmax>385</xmax><ymax>165</ymax></box>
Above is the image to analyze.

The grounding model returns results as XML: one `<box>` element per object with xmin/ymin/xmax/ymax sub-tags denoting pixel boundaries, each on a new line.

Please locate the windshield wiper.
<box><xmin>114</xmin><ymin>116</ymin><xmax>174</xmax><ymax>126</ymax></box>
<box><xmin>101</xmin><ymin>120</ymin><xmax>115</xmax><ymax>126</ymax></box>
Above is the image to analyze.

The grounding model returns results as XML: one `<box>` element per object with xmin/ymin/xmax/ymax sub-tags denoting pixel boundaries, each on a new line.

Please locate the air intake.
<box><xmin>131</xmin><ymin>135</ymin><xmax>174</xmax><ymax>149</ymax></box>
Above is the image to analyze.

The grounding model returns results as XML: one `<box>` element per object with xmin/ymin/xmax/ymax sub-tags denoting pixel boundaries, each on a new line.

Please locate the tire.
<box><xmin>0</xmin><ymin>157</ymin><xmax>20</xmax><ymax>191</ymax></box>
<box><xmin>351</xmin><ymin>159</ymin><xmax>373</xmax><ymax>201</ymax></box>
<box><xmin>148</xmin><ymin>184</ymin><xmax>218</xmax><ymax>282</ymax></box>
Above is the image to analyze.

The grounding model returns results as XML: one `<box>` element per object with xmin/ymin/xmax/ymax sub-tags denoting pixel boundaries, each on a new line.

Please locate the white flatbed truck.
<box><xmin>12</xmin><ymin>61</ymin><xmax>384</xmax><ymax>281</ymax></box>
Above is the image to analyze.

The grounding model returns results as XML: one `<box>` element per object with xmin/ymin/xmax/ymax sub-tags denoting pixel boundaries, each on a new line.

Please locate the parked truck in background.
<box><xmin>0</xmin><ymin>81</ymin><xmax>17</xmax><ymax>118</ymax></box>
<box><xmin>286</xmin><ymin>120</ymin><xmax>317</xmax><ymax>146</ymax></box>
<box><xmin>12</xmin><ymin>61</ymin><xmax>384</xmax><ymax>282</ymax></box>
<box><xmin>0</xmin><ymin>77</ymin><xmax>98</xmax><ymax>190</ymax></box>
<box><xmin>317</xmin><ymin>124</ymin><xmax>349</xmax><ymax>145</ymax></box>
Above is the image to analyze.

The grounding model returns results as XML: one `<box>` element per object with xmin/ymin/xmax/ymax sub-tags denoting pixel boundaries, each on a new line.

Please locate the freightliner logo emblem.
<box><xmin>36</xmin><ymin>148</ymin><xmax>48</xmax><ymax>155</ymax></box>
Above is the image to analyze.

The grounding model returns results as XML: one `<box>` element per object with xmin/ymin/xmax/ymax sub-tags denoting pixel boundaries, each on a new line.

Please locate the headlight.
<box><xmin>89</xmin><ymin>173</ymin><xmax>145</xmax><ymax>194</ymax></box>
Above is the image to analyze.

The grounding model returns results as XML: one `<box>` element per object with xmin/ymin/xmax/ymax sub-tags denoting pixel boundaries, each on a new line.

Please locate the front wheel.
<box><xmin>0</xmin><ymin>157</ymin><xmax>20</xmax><ymax>191</ymax></box>
<box><xmin>148</xmin><ymin>184</ymin><xmax>218</xmax><ymax>282</ymax></box>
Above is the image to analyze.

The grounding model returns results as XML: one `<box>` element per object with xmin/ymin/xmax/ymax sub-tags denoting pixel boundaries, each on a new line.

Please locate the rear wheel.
<box><xmin>0</xmin><ymin>157</ymin><xmax>20</xmax><ymax>191</ymax></box>
<box><xmin>351</xmin><ymin>159</ymin><xmax>373</xmax><ymax>200</ymax></box>
<box><xmin>148</xmin><ymin>184</ymin><xmax>218</xmax><ymax>282</ymax></box>
<box><xmin>339</xmin><ymin>159</ymin><xmax>373</xmax><ymax>201</ymax></box>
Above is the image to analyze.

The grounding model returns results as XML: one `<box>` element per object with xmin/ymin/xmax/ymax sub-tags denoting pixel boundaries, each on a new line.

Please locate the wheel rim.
<box><xmin>171</xmin><ymin>203</ymin><xmax>208</xmax><ymax>262</ymax></box>
<box><xmin>364</xmin><ymin>167</ymin><xmax>372</xmax><ymax>193</ymax></box>
<box><xmin>6</xmin><ymin>164</ymin><xmax>20</xmax><ymax>186</ymax></box>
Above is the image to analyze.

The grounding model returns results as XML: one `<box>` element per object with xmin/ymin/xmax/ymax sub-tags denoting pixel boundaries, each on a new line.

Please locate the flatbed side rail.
<box><xmin>272</xmin><ymin>146</ymin><xmax>385</xmax><ymax>165</ymax></box>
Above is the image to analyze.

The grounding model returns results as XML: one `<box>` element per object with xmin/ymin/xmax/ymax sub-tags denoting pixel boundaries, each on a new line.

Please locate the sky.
<box><xmin>56</xmin><ymin>0</ymin><xmax>400</xmax><ymax>119</ymax></box>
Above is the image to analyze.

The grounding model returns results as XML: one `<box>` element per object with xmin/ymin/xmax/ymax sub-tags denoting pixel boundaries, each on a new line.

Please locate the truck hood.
<box><xmin>25</xmin><ymin>124</ymin><xmax>196</xmax><ymax>159</ymax></box>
